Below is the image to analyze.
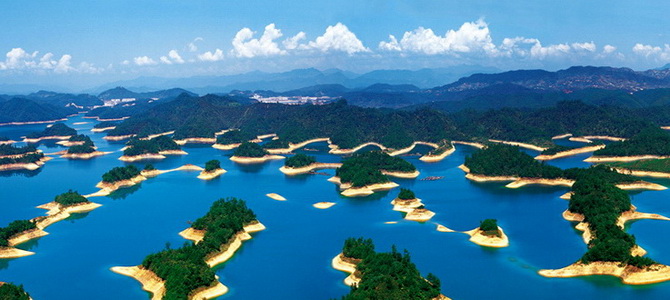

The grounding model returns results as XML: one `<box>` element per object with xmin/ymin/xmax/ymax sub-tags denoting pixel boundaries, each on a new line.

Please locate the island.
<box><xmin>279</xmin><ymin>153</ymin><xmax>341</xmax><ymax>175</ymax></box>
<box><xmin>391</xmin><ymin>188</ymin><xmax>435</xmax><ymax>222</ymax></box>
<box><xmin>60</xmin><ymin>135</ymin><xmax>109</xmax><ymax>159</ymax></box>
<box><xmin>0</xmin><ymin>219</ymin><xmax>41</xmax><ymax>258</ymax></box>
<box><xmin>92</xmin><ymin>165</ymin><xmax>146</xmax><ymax>196</ymax></box>
<box><xmin>0</xmin><ymin>282</ymin><xmax>31</xmax><ymax>300</ymax></box>
<box><xmin>332</xmin><ymin>237</ymin><xmax>447</xmax><ymax>299</ymax></box>
<box><xmin>465</xmin><ymin>219</ymin><xmax>509</xmax><ymax>248</ymax></box>
<box><xmin>197</xmin><ymin>160</ymin><xmax>226</xmax><ymax>180</ymax></box>
<box><xmin>605</xmin><ymin>158</ymin><xmax>670</xmax><ymax>178</ymax></box>
<box><xmin>212</xmin><ymin>129</ymin><xmax>254</xmax><ymax>150</ymax></box>
<box><xmin>535</xmin><ymin>143</ymin><xmax>606</xmax><ymax>160</ymax></box>
<box><xmin>419</xmin><ymin>140</ymin><xmax>455</xmax><ymax>162</ymax></box>
<box><xmin>91</xmin><ymin>121</ymin><xmax>118</xmax><ymax>133</ymax></box>
<box><xmin>119</xmin><ymin>135</ymin><xmax>187</xmax><ymax>162</ymax></box>
<box><xmin>23</xmin><ymin>123</ymin><xmax>77</xmax><ymax>143</ymax></box>
<box><xmin>539</xmin><ymin>171</ymin><xmax>670</xmax><ymax>284</ymax></box>
<box><xmin>0</xmin><ymin>144</ymin><xmax>49</xmax><ymax>171</ymax></box>
<box><xmin>586</xmin><ymin>128</ymin><xmax>670</xmax><ymax>162</ymax></box>
<box><xmin>229</xmin><ymin>142</ymin><xmax>284</xmax><ymax>164</ymax></box>
<box><xmin>313</xmin><ymin>202</ymin><xmax>336</xmax><ymax>209</ymax></box>
<box><xmin>35</xmin><ymin>190</ymin><xmax>102</xmax><ymax>228</ymax></box>
<box><xmin>331</xmin><ymin>151</ymin><xmax>417</xmax><ymax>197</ymax></box>
<box><xmin>112</xmin><ymin>197</ymin><xmax>263</xmax><ymax>299</ymax></box>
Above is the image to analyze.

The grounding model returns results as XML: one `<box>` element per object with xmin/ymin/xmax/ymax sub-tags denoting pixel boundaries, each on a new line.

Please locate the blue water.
<box><xmin>1</xmin><ymin>115</ymin><xmax>670</xmax><ymax>299</ymax></box>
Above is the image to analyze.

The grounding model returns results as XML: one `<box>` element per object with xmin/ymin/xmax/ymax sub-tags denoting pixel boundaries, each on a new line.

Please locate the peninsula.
<box><xmin>229</xmin><ymin>142</ymin><xmax>284</xmax><ymax>164</ymax></box>
<box><xmin>119</xmin><ymin>135</ymin><xmax>187</xmax><ymax>162</ymax></box>
<box><xmin>279</xmin><ymin>153</ymin><xmax>341</xmax><ymax>175</ymax></box>
<box><xmin>331</xmin><ymin>151</ymin><xmax>416</xmax><ymax>197</ymax></box>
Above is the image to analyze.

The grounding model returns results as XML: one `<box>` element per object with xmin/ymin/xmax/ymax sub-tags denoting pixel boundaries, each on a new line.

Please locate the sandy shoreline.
<box><xmin>552</xmin><ymin>133</ymin><xmax>573</xmax><ymax>139</ymax></box>
<box><xmin>0</xmin><ymin>118</ymin><xmax>67</xmax><ymax>126</ymax></box>
<box><xmin>381</xmin><ymin>170</ymin><xmax>420</xmax><ymax>179</ymax></box>
<box><xmin>386</xmin><ymin>141</ymin><xmax>439</xmax><ymax>157</ymax></box>
<box><xmin>313</xmin><ymin>202</ymin><xmax>336</xmax><ymax>209</ymax></box>
<box><xmin>585</xmin><ymin>155</ymin><xmax>670</xmax><ymax>162</ymax></box>
<box><xmin>613</xmin><ymin>168</ymin><xmax>670</xmax><ymax>179</ymax></box>
<box><xmin>329</xmin><ymin>176</ymin><xmax>399</xmax><ymax>197</ymax></box>
<box><xmin>230</xmin><ymin>155</ymin><xmax>284</xmax><ymax>164</ymax></box>
<box><xmin>535</xmin><ymin>145</ymin><xmax>606</xmax><ymax>160</ymax></box>
<box><xmin>0</xmin><ymin>156</ymin><xmax>51</xmax><ymax>171</ymax></box>
<box><xmin>212</xmin><ymin>143</ymin><xmax>241</xmax><ymax>150</ymax></box>
<box><xmin>266</xmin><ymin>193</ymin><xmax>286</xmax><ymax>201</ymax></box>
<box><xmin>61</xmin><ymin>151</ymin><xmax>110</xmax><ymax>159</ymax></box>
<box><xmin>0</xmin><ymin>247</ymin><xmax>36</xmax><ymax>259</ymax></box>
<box><xmin>119</xmin><ymin>153</ymin><xmax>166</xmax><ymax>162</ymax></box>
<box><xmin>329</xmin><ymin>142</ymin><xmax>386</xmax><ymax>155</ymax></box>
<box><xmin>405</xmin><ymin>209</ymin><xmax>436</xmax><ymax>222</ymax></box>
<box><xmin>110</xmin><ymin>266</ymin><xmax>165</xmax><ymax>300</ymax></box>
<box><xmin>56</xmin><ymin>140</ymin><xmax>85</xmax><ymax>147</ymax></box>
<box><xmin>23</xmin><ymin>135</ymin><xmax>72</xmax><ymax>143</ymax></box>
<box><xmin>265</xmin><ymin>137</ymin><xmax>331</xmax><ymax>154</ymax></box>
<box><xmin>197</xmin><ymin>168</ymin><xmax>226</xmax><ymax>180</ymax></box>
<box><xmin>391</xmin><ymin>198</ymin><xmax>423</xmax><ymax>213</ymax></box>
<box><xmin>465</xmin><ymin>227</ymin><xmax>509</xmax><ymax>248</ymax></box>
<box><xmin>505</xmin><ymin>178</ymin><xmax>574</xmax><ymax>188</ymax></box>
<box><xmin>90</xmin><ymin>174</ymin><xmax>148</xmax><ymax>197</ymax></box>
<box><xmin>539</xmin><ymin>262</ymin><xmax>670</xmax><ymax>285</ymax></box>
<box><xmin>0</xmin><ymin>140</ymin><xmax>16</xmax><ymax>145</ymax></box>
<box><xmin>84</xmin><ymin>116</ymin><xmax>129</xmax><ymax>122</ymax></box>
<box><xmin>332</xmin><ymin>253</ymin><xmax>361</xmax><ymax>286</ymax></box>
<box><xmin>104</xmin><ymin>134</ymin><xmax>136</xmax><ymax>141</ymax></box>
<box><xmin>488</xmin><ymin>139</ymin><xmax>547</xmax><ymax>152</ymax></box>
<box><xmin>175</xmin><ymin>137</ymin><xmax>216</xmax><ymax>145</ymax></box>
<box><xmin>279</xmin><ymin>163</ymin><xmax>341</xmax><ymax>175</ymax></box>
<box><xmin>420</xmin><ymin>145</ymin><xmax>456</xmax><ymax>162</ymax></box>
<box><xmin>91</xmin><ymin>126</ymin><xmax>116</xmax><ymax>133</ymax></box>
<box><xmin>452</xmin><ymin>141</ymin><xmax>485</xmax><ymax>149</ymax></box>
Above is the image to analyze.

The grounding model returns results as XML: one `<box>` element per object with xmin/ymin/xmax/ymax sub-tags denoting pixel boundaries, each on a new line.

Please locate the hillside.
<box><xmin>0</xmin><ymin>98</ymin><xmax>75</xmax><ymax>123</ymax></box>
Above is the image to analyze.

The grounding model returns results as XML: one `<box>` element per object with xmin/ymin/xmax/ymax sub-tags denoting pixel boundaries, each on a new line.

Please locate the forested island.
<box><xmin>213</xmin><ymin>129</ymin><xmax>254</xmax><ymax>149</ymax></box>
<box><xmin>60</xmin><ymin>135</ymin><xmax>108</xmax><ymax>159</ymax></box>
<box><xmin>91</xmin><ymin>121</ymin><xmax>118</xmax><ymax>132</ymax></box>
<box><xmin>0</xmin><ymin>282</ymin><xmax>31</xmax><ymax>300</ymax></box>
<box><xmin>24</xmin><ymin>123</ymin><xmax>76</xmax><ymax>142</ymax></box>
<box><xmin>0</xmin><ymin>219</ymin><xmax>41</xmax><ymax>259</ymax></box>
<box><xmin>279</xmin><ymin>153</ymin><xmax>342</xmax><ymax>175</ymax></box>
<box><xmin>540</xmin><ymin>171</ymin><xmax>670</xmax><ymax>284</ymax></box>
<box><xmin>392</xmin><ymin>188</ymin><xmax>436</xmax><ymax>222</ymax></box>
<box><xmin>119</xmin><ymin>135</ymin><xmax>186</xmax><ymax>161</ymax></box>
<box><xmin>420</xmin><ymin>140</ymin><xmax>455</xmax><ymax>162</ymax></box>
<box><xmin>0</xmin><ymin>144</ymin><xmax>48</xmax><ymax>171</ymax></box>
<box><xmin>587</xmin><ymin>128</ymin><xmax>670</xmax><ymax>161</ymax></box>
<box><xmin>332</xmin><ymin>237</ymin><xmax>445</xmax><ymax>299</ymax></box>
<box><xmin>113</xmin><ymin>197</ymin><xmax>263</xmax><ymax>299</ymax></box>
<box><xmin>466</xmin><ymin>219</ymin><xmax>509</xmax><ymax>248</ymax></box>
<box><xmin>230</xmin><ymin>142</ymin><xmax>284</xmax><ymax>163</ymax></box>
<box><xmin>93</xmin><ymin>165</ymin><xmax>146</xmax><ymax>196</ymax></box>
<box><xmin>332</xmin><ymin>151</ymin><xmax>417</xmax><ymax>196</ymax></box>
<box><xmin>197</xmin><ymin>160</ymin><xmax>226</xmax><ymax>180</ymax></box>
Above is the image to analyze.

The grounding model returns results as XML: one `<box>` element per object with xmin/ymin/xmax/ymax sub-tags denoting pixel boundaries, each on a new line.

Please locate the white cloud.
<box><xmin>571</xmin><ymin>42</ymin><xmax>596</xmax><ymax>52</ymax></box>
<box><xmin>232</xmin><ymin>23</ymin><xmax>286</xmax><ymax>58</ymax></box>
<box><xmin>378</xmin><ymin>19</ymin><xmax>496</xmax><ymax>55</ymax></box>
<box><xmin>188</xmin><ymin>37</ymin><xmax>203</xmax><ymax>52</ymax></box>
<box><xmin>305</xmin><ymin>23</ymin><xmax>369</xmax><ymax>54</ymax></box>
<box><xmin>632</xmin><ymin>43</ymin><xmax>670</xmax><ymax>62</ymax></box>
<box><xmin>198</xmin><ymin>49</ymin><xmax>224</xmax><ymax>61</ymax></box>
<box><xmin>283</xmin><ymin>32</ymin><xmax>306</xmax><ymax>50</ymax></box>
<box><xmin>121</xmin><ymin>60</ymin><xmax>130</xmax><ymax>65</ymax></box>
<box><xmin>160</xmin><ymin>50</ymin><xmax>185</xmax><ymax>64</ymax></box>
<box><xmin>603</xmin><ymin>45</ymin><xmax>617</xmax><ymax>54</ymax></box>
<box><xmin>134</xmin><ymin>56</ymin><xmax>158</xmax><ymax>66</ymax></box>
<box><xmin>0</xmin><ymin>48</ymin><xmax>90</xmax><ymax>73</ymax></box>
<box><xmin>54</xmin><ymin>54</ymin><xmax>73</xmax><ymax>73</ymax></box>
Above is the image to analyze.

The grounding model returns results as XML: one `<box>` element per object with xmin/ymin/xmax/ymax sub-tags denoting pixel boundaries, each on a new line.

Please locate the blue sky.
<box><xmin>1</xmin><ymin>0</ymin><xmax>670</xmax><ymax>87</ymax></box>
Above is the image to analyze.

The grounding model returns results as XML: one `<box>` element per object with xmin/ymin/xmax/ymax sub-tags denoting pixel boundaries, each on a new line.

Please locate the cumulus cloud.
<box><xmin>133</xmin><ymin>56</ymin><xmax>158</xmax><ymax>66</ymax></box>
<box><xmin>198</xmin><ymin>49</ymin><xmax>224</xmax><ymax>61</ymax></box>
<box><xmin>378</xmin><ymin>19</ymin><xmax>496</xmax><ymax>55</ymax></box>
<box><xmin>305</xmin><ymin>23</ymin><xmax>369</xmax><ymax>54</ymax></box>
<box><xmin>0</xmin><ymin>47</ymin><xmax>90</xmax><ymax>73</ymax></box>
<box><xmin>160</xmin><ymin>50</ymin><xmax>185</xmax><ymax>64</ymax></box>
<box><xmin>632</xmin><ymin>43</ymin><xmax>670</xmax><ymax>62</ymax></box>
<box><xmin>188</xmin><ymin>37</ymin><xmax>203</xmax><ymax>52</ymax></box>
<box><xmin>283</xmin><ymin>32</ymin><xmax>306</xmax><ymax>50</ymax></box>
<box><xmin>231</xmin><ymin>23</ymin><xmax>286</xmax><ymax>58</ymax></box>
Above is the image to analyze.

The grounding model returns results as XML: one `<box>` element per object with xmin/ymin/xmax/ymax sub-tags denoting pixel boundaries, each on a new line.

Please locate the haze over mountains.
<box><xmin>6</xmin><ymin>65</ymin><xmax>670</xmax><ymax>124</ymax></box>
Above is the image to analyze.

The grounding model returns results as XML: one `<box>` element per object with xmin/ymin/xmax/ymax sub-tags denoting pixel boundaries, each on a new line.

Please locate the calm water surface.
<box><xmin>1</xmin><ymin>115</ymin><xmax>670</xmax><ymax>299</ymax></box>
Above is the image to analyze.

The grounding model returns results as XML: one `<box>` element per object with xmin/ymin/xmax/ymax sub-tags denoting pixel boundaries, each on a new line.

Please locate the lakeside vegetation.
<box><xmin>93</xmin><ymin>121</ymin><xmax>118</xmax><ymax>129</ymax></box>
<box><xmin>0</xmin><ymin>220</ymin><xmax>37</xmax><ymax>247</ymax></box>
<box><xmin>141</xmin><ymin>197</ymin><xmax>257</xmax><ymax>299</ymax></box>
<box><xmin>233</xmin><ymin>142</ymin><xmax>268</xmax><ymax>158</ymax></box>
<box><xmin>0</xmin><ymin>153</ymin><xmax>44</xmax><ymax>166</ymax></box>
<box><xmin>204</xmin><ymin>160</ymin><xmax>221</xmax><ymax>172</ymax></box>
<box><xmin>336</xmin><ymin>151</ymin><xmax>415</xmax><ymax>188</ymax></box>
<box><xmin>340</xmin><ymin>237</ymin><xmax>442</xmax><ymax>299</ymax></box>
<box><xmin>284</xmin><ymin>154</ymin><xmax>316</xmax><ymax>168</ymax></box>
<box><xmin>101</xmin><ymin>165</ymin><xmax>141</xmax><ymax>184</ymax></box>
<box><xmin>26</xmin><ymin>123</ymin><xmax>76</xmax><ymax>139</ymax></box>
<box><xmin>594</xmin><ymin>128</ymin><xmax>670</xmax><ymax>157</ymax></box>
<box><xmin>262</xmin><ymin>139</ymin><xmax>289</xmax><ymax>149</ymax></box>
<box><xmin>67</xmin><ymin>135</ymin><xmax>96</xmax><ymax>154</ymax></box>
<box><xmin>479</xmin><ymin>219</ymin><xmax>501</xmax><ymax>237</ymax></box>
<box><xmin>427</xmin><ymin>140</ymin><xmax>453</xmax><ymax>156</ymax></box>
<box><xmin>604</xmin><ymin>159</ymin><xmax>670</xmax><ymax>173</ymax></box>
<box><xmin>215</xmin><ymin>130</ymin><xmax>254</xmax><ymax>145</ymax></box>
<box><xmin>123</xmin><ymin>135</ymin><xmax>181</xmax><ymax>156</ymax></box>
<box><xmin>0</xmin><ymin>282</ymin><xmax>31</xmax><ymax>300</ymax></box>
<box><xmin>397</xmin><ymin>188</ymin><xmax>416</xmax><ymax>200</ymax></box>
<box><xmin>541</xmin><ymin>145</ymin><xmax>575</xmax><ymax>155</ymax></box>
<box><xmin>465</xmin><ymin>144</ymin><xmax>637</xmax><ymax>183</ymax></box>
<box><xmin>54</xmin><ymin>190</ymin><xmax>89</xmax><ymax>206</ymax></box>
<box><xmin>0</xmin><ymin>144</ymin><xmax>37</xmax><ymax>156</ymax></box>
<box><xmin>568</xmin><ymin>173</ymin><xmax>655</xmax><ymax>268</ymax></box>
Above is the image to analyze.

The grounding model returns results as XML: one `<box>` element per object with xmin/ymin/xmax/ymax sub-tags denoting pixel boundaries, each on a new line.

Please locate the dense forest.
<box><xmin>0</xmin><ymin>144</ymin><xmax>37</xmax><ymax>156</ymax></box>
<box><xmin>339</xmin><ymin>238</ymin><xmax>442</xmax><ymax>299</ymax></box>
<box><xmin>215</xmin><ymin>130</ymin><xmax>254</xmax><ymax>145</ymax></box>
<box><xmin>397</xmin><ymin>188</ymin><xmax>416</xmax><ymax>200</ymax></box>
<box><xmin>141</xmin><ymin>198</ymin><xmax>257</xmax><ymax>299</ymax></box>
<box><xmin>284</xmin><ymin>154</ymin><xmax>316</xmax><ymax>168</ymax></box>
<box><xmin>232</xmin><ymin>142</ymin><xmax>269</xmax><ymax>158</ymax></box>
<box><xmin>123</xmin><ymin>135</ymin><xmax>181</xmax><ymax>156</ymax></box>
<box><xmin>204</xmin><ymin>160</ymin><xmax>220</xmax><ymax>172</ymax></box>
<box><xmin>568</xmin><ymin>173</ymin><xmax>655</xmax><ymax>268</ymax></box>
<box><xmin>0</xmin><ymin>98</ymin><xmax>73</xmax><ymax>124</ymax></box>
<box><xmin>262</xmin><ymin>138</ymin><xmax>289</xmax><ymax>149</ymax></box>
<box><xmin>67</xmin><ymin>135</ymin><xmax>96</xmax><ymax>154</ymax></box>
<box><xmin>604</xmin><ymin>158</ymin><xmax>670</xmax><ymax>173</ymax></box>
<box><xmin>594</xmin><ymin>128</ymin><xmax>670</xmax><ymax>156</ymax></box>
<box><xmin>0</xmin><ymin>153</ymin><xmax>44</xmax><ymax>166</ymax></box>
<box><xmin>26</xmin><ymin>123</ymin><xmax>76</xmax><ymax>139</ymax></box>
<box><xmin>54</xmin><ymin>190</ymin><xmax>89</xmax><ymax>206</ymax></box>
<box><xmin>0</xmin><ymin>220</ymin><xmax>36</xmax><ymax>247</ymax></box>
<box><xmin>101</xmin><ymin>165</ymin><xmax>141</xmax><ymax>183</ymax></box>
<box><xmin>464</xmin><ymin>144</ymin><xmax>637</xmax><ymax>183</ymax></box>
<box><xmin>427</xmin><ymin>140</ymin><xmax>453</xmax><ymax>156</ymax></box>
<box><xmin>479</xmin><ymin>219</ymin><xmax>501</xmax><ymax>237</ymax></box>
<box><xmin>0</xmin><ymin>282</ymin><xmax>31</xmax><ymax>300</ymax></box>
<box><xmin>336</xmin><ymin>151</ymin><xmax>416</xmax><ymax>187</ymax></box>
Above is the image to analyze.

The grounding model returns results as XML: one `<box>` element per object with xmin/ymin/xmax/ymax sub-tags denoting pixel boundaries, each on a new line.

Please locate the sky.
<box><xmin>1</xmin><ymin>0</ymin><xmax>670</xmax><ymax>88</ymax></box>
